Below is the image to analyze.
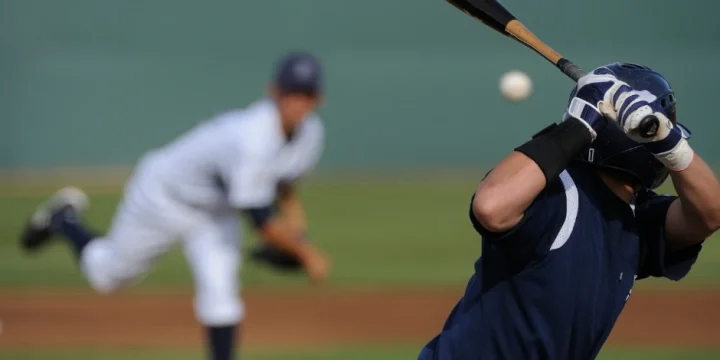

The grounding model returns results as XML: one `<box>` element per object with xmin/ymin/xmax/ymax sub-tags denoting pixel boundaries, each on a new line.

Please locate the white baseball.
<box><xmin>499</xmin><ymin>70</ymin><xmax>532</xmax><ymax>103</ymax></box>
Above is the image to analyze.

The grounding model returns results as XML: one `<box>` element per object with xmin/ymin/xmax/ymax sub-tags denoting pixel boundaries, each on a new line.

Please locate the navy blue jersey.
<box><xmin>419</xmin><ymin>163</ymin><xmax>703</xmax><ymax>360</ymax></box>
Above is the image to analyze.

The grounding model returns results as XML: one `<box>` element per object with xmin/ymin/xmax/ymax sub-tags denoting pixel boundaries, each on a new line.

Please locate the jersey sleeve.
<box><xmin>469</xmin><ymin>172</ymin><xmax>569</xmax><ymax>255</ymax></box>
<box><xmin>635</xmin><ymin>191</ymin><xmax>703</xmax><ymax>281</ymax></box>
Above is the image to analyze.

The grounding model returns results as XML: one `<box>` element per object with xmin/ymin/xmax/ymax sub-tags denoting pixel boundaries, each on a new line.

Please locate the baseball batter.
<box><xmin>419</xmin><ymin>63</ymin><xmax>720</xmax><ymax>359</ymax></box>
<box><xmin>20</xmin><ymin>52</ymin><xmax>329</xmax><ymax>360</ymax></box>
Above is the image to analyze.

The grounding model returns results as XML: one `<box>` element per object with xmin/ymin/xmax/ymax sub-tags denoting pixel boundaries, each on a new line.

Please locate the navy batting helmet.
<box><xmin>567</xmin><ymin>62</ymin><xmax>692</xmax><ymax>190</ymax></box>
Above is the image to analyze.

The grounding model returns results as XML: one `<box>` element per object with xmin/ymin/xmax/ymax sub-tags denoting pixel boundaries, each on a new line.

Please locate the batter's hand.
<box><xmin>565</xmin><ymin>70</ymin><xmax>630</xmax><ymax>141</ymax></box>
<box><xmin>605</xmin><ymin>100</ymin><xmax>692</xmax><ymax>171</ymax></box>
<box><xmin>588</xmin><ymin>68</ymin><xmax>693</xmax><ymax>171</ymax></box>
<box><xmin>570</xmin><ymin>68</ymin><xmax>668</xmax><ymax>141</ymax></box>
<box><xmin>595</xmin><ymin>83</ymin><xmax>673</xmax><ymax>144</ymax></box>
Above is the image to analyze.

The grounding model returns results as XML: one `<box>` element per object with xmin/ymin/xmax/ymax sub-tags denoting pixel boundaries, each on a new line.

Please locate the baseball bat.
<box><xmin>445</xmin><ymin>0</ymin><xmax>659</xmax><ymax>138</ymax></box>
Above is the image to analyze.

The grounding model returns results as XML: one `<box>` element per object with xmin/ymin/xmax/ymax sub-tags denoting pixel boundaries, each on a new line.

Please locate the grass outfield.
<box><xmin>0</xmin><ymin>176</ymin><xmax>719</xmax><ymax>289</ymax></box>
<box><xmin>1</xmin><ymin>347</ymin><xmax>719</xmax><ymax>360</ymax></box>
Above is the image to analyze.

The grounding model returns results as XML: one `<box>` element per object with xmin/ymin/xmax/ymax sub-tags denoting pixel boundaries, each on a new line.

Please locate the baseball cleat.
<box><xmin>19</xmin><ymin>186</ymin><xmax>89</xmax><ymax>253</ymax></box>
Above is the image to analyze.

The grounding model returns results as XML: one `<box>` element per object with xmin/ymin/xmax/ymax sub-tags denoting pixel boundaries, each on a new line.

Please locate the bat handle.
<box><xmin>637</xmin><ymin>115</ymin><xmax>660</xmax><ymax>139</ymax></box>
<box><xmin>556</xmin><ymin>59</ymin><xmax>586</xmax><ymax>82</ymax></box>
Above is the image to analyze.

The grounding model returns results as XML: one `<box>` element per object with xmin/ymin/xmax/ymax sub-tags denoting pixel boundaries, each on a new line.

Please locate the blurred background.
<box><xmin>1</xmin><ymin>0</ymin><xmax>719</xmax><ymax>359</ymax></box>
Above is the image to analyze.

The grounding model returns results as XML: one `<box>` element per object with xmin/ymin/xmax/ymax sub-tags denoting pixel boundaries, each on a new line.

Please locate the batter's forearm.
<box><xmin>474</xmin><ymin>118</ymin><xmax>592</xmax><ymax>233</ymax></box>
<box><xmin>668</xmin><ymin>153</ymin><xmax>720</xmax><ymax>240</ymax></box>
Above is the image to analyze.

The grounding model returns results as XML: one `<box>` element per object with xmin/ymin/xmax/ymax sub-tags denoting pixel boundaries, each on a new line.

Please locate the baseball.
<box><xmin>499</xmin><ymin>70</ymin><xmax>532</xmax><ymax>103</ymax></box>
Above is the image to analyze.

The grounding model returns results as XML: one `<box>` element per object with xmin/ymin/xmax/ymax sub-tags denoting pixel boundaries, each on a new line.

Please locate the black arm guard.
<box><xmin>515</xmin><ymin>118</ymin><xmax>592</xmax><ymax>183</ymax></box>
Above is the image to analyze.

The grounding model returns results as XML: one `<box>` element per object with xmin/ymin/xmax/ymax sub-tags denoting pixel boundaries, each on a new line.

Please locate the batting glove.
<box><xmin>644</xmin><ymin>124</ymin><xmax>694</xmax><ymax>171</ymax></box>
<box><xmin>570</xmin><ymin>68</ymin><xmax>693</xmax><ymax>171</ymax></box>
<box><xmin>565</xmin><ymin>70</ymin><xmax>629</xmax><ymax>141</ymax></box>
<box><xmin>593</xmin><ymin>76</ymin><xmax>693</xmax><ymax>171</ymax></box>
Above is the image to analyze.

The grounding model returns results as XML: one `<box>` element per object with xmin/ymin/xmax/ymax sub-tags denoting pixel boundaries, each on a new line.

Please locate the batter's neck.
<box><xmin>598</xmin><ymin>172</ymin><xmax>636</xmax><ymax>204</ymax></box>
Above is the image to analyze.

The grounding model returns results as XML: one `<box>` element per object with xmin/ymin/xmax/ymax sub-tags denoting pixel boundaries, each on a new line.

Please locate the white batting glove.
<box><xmin>569</xmin><ymin>68</ymin><xmax>694</xmax><ymax>171</ymax></box>
<box><xmin>596</xmin><ymin>82</ymin><xmax>693</xmax><ymax>171</ymax></box>
<box><xmin>567</xmin><ymin>71</ymin><xmax>633</xmax><ymax>141</ymax></box>
<box><xmin>597</xmin><ymin>84</ymin><xmax>664</xmax><ymax>142</ymax></box>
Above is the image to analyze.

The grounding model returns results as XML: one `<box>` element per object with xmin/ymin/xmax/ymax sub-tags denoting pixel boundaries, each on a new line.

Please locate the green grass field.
<box><xmin>1</xmin><ymin>175</ymin><xmax>719</xmax><ymax>359</ymax></box>
<box><xmin>1</xmin><ymin>176</ymin><xmax>720</xmax><ymax>289</ymax></box>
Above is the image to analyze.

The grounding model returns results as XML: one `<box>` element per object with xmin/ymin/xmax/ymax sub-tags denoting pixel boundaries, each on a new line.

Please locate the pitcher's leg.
<box><xmin>20</xmin><ymin>186</ymin><xmax>178</xmax><ymax>294</ymax></box>
<box><xmin>183</xmin><ymin>212</ymin><xmax>243</xmax><ymax>360</ymax></box>
<box><xmin>20</xmin><ymin>187</ymin><xmax>91</xmax><ymax>256</ymax></box>
<box><xmin>80</xmin><ymin>199</ymin><xmax>178</xmax><ymax>293</ymax></box>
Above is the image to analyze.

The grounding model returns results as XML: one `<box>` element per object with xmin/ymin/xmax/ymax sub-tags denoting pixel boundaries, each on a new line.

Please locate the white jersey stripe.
<box><xmin>550</xmin><ymin>170</ymin><xmax>579</xmax><ymax>250</ymax></box>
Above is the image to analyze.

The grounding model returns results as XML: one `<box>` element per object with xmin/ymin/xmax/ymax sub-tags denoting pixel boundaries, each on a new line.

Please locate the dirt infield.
<box><xmin>0</xmin><ymin>288</ymin><xmax>718</xmax><ymax>351</ymax></box>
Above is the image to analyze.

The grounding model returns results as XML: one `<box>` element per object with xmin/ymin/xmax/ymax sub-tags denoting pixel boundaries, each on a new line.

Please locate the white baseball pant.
<box><xmin>79</xmin><ymin>153</ymin><xmax>246</xmax><ymax>326</ymax></box>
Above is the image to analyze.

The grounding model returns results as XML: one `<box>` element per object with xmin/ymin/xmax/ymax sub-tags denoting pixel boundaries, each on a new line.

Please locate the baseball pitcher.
<box><xmin>20</xmin><ymin>51</ymin><xmax>329</xmax><ymax>360</ymax></box>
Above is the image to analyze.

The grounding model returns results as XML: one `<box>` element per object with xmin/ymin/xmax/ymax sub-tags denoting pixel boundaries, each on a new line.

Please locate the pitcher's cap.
<box><xmin>274</xmin><ymin>51</ymin><xmax>322</xmax><ymax>95</ymax></box>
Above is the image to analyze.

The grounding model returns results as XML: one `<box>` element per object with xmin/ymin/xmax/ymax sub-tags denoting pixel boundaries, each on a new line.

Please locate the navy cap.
<box><xmin>273</xmin><ymin>52</ymin><xmax>323</xmax><ymax>95</ymax></box>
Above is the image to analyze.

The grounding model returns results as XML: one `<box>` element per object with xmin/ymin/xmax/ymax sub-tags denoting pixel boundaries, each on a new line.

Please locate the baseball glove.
<box><xmin>249</xmin><ymin>243</ymin><xmax>303</xmax><ymax>271</ymax></box>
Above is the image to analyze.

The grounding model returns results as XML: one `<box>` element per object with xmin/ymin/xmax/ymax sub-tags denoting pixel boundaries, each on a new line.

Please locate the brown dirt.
<box><xmin>0</xmin><ymin>287</ymin><xmax>718</xmax><ymax>351</ymax></box>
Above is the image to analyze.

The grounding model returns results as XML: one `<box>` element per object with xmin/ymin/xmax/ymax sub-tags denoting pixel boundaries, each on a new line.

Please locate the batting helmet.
<box><xmin>567</xmin><ymin>62</ymin><xmax>692</xmax><ymax>190</ymax></box>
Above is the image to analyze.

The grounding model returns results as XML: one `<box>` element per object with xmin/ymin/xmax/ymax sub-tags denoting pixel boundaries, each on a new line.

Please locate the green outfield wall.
<box><xmin>2</xmin><ymin>0</ymin><xmax>719</xmax><ymax>170</ymax></box>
